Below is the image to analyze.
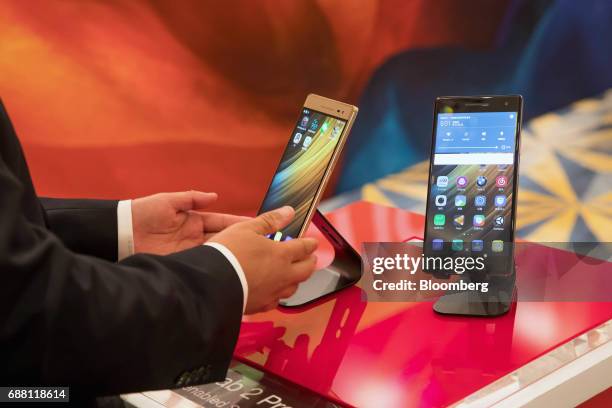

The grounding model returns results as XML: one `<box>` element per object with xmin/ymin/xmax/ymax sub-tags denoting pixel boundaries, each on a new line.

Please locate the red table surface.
<box><xmin>234</xmin><ymin>201</ymin><xmax>612</xmax><ymax>408</ymax></box>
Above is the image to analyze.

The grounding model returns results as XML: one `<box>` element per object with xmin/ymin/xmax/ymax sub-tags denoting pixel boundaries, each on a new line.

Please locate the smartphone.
<box><xmin>258</xmin><ymin>94</ymin><xmax>358</xmax><ymax>241</ymax></box>
<box><xmin>423</xmin><ymin>95</ymin><xmax>523</xmax><ymax>275</ymax></box>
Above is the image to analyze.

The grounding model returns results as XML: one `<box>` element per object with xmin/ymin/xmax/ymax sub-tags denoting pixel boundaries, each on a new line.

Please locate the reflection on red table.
<box><xmin>235</xmin><ymin>201</ymin><xmax>612</xmax><ymax>407</ymax></box>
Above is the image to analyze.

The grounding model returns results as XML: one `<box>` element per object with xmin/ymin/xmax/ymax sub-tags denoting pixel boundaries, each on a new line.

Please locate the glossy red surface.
<box><xmin>235</xmin><ymin>201</ymin><xmax>612</xmax><ymax>407</ymax></box>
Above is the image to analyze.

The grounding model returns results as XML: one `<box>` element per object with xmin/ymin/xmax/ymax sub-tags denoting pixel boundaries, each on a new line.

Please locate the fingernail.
<box><xmin>277</xmin><ymin>206</ymin><xmax>294</xmax><ymax>218</ymax></box>
<box><xmin>304</xmin><ymin>238</ymin><xmax>318</xmax><ymax>253</ymax></box>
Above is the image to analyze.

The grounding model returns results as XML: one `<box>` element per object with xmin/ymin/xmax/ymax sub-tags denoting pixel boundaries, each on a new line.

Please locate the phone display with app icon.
<box><xmin>423</xmin><ymin>95</ymin><xmax>523</xmax><ymax>274</ymax></box>
<box><xmin>258</xmin><ymin>94</ymin><xmax>358</xmax><ymax>241</ymax></box>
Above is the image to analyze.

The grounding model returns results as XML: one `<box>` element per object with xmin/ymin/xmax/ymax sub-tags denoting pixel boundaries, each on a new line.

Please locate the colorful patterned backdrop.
<box><xmin>0</xmin><ymin>0</ymin><xmax>509</xmax><ymax>213</ymax></box>
<box><xmin>1</xmin><ymin>1</ymin><xmax>609</xmax><ymax>242</ymax></box>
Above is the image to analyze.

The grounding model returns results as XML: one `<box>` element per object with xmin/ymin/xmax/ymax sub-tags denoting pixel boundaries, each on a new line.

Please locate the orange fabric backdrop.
<box><xmin>0</xmin><ymin>0</ymin><xmax>508</xmax><ymax>213</ymax></box>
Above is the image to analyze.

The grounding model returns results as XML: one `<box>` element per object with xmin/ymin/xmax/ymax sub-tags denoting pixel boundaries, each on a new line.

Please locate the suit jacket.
<box><xmin>0</xmin><ymin>100</ymin><xmax>243</xmax><ymax>400</ymax></box>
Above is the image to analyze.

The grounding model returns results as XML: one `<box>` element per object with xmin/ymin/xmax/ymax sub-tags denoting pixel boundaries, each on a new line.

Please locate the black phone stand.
<box><xmin>279</xmin><ymin>209</ymin><xmax>363</xmax><ymax>308</ymax></box>
<box><xmin>433</xmin><ymin>266</ymin><xmax>517</xmax><ymax>317</ymax></box>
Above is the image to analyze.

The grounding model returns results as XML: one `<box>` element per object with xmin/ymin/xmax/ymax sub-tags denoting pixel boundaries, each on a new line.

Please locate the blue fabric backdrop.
<box><xmin>338</xmin><ymin>0</ymin><xmax>612</xmax><ymax>192</ymax></box>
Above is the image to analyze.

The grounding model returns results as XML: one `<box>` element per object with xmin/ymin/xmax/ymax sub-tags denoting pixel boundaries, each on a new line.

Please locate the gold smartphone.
<box><xmin>258</xmin><ymin>94</ymin><xmax>358</xmax><ymax>240</ymax></box>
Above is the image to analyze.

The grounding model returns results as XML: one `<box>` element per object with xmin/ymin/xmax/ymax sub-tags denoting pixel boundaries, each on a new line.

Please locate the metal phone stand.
<box><xmin>433</xmin><ymin>266</ymin><xmax>517</xmax><ymax>317</ymax></box>
<box><xmin>279</xmin><ymin>209</ymin><xmax>363</xmax><ymax>308</ymax></box>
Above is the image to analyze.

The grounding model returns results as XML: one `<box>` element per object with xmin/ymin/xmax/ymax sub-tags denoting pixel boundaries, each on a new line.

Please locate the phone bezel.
<box><xmin>258</xmin><ymin>94</ymin><xmax>358</xmax><ymax>239</ymax></box>
<box><xmin>423</xmin><ymin>95</ymin><xmax>523</xmax><ymax>273</ymax></box>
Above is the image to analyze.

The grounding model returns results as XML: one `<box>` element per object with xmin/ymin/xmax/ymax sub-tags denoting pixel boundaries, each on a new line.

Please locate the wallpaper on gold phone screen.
<box><xmin>259</xmin><ymin>110</ymin><xmax>346</xmax><ymax>239</ymax></box>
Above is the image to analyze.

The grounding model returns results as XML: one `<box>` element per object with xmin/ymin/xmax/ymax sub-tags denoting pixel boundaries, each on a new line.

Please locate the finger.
<box><xmin>240</xmin><ymin>206</ymin><xmax>294</xmax><ymax>235</ymax></box>
<box><xmin>262</xmin><ymin>301</ymin><xmax>279</xmax><ymax>312</ymax></box>
<box><xmin>167</xmin><ymin>191</ymin><xmax>218</xmax><ymax>212</ymax></box>
<box><xmin>280</xmin><ymin>237</ymin><xmax>318</xmax><ymax>261</ymax></box>
<box><xmin>200</xmin><ymin>213</ymin><xmax>251</xmax><ymax>233</ymax></box>
<box><xmin>289</xmin><ymin>255</ymin><xmax>318</xmax><ymax>284</ymax></box>
<box><xmin>278</xmin><ymin>284</ymin><xmax>299</xmax><ymax>299</ymax></box>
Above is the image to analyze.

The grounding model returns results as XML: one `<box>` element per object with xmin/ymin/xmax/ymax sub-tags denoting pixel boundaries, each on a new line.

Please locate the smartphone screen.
<box><xmin>424</xmin><ymin>96</ymin><xmax>522</xmax><ymax>275</ymax></box>
<box><xmin>258</xmin><ymin>107</ymin><xmax>348</xmax><ymax>241</ymax></box>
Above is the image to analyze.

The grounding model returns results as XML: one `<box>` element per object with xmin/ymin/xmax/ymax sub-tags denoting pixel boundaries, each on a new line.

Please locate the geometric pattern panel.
<box><xmin>324</xmin><ymin>89</ymin><xmax>612</xmax><ymax>242</ymax></box>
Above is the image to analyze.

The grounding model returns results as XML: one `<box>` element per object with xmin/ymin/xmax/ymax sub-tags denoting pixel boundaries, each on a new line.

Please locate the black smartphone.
<box><xmin>423</xmin><ymin>95</ymin><xmax>523</xmax><ymax>276</ymax></box>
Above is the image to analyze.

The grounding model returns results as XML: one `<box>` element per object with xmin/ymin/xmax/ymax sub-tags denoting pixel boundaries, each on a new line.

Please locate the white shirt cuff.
<box><xmin>117</xmin><ymin>200</ymin><xmax>135</xmax><ymax>261</ymax></box>
<box><xmin>204</xmin><ymin>242</ymin><xmax>248</xmax><ymax>314</ymax></box>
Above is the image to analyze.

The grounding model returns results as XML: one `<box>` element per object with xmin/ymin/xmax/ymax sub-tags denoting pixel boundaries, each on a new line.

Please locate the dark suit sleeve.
<box><xmin>40</xmin><ymin>198</ymin><xmax>119</xmax><ymax>261</ymax></box>
<box><xmin>0</xmin><ymin>157</ymin><xmax>244</xmax><ymax>396</ymax></box>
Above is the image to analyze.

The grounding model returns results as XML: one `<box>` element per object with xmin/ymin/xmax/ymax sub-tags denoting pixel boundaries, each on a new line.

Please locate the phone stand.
<box><xmin>279</xmin><ymin>209</ymin><xmax>363</xmax><ymax>308</ymax></box>
<box><xmin>433</xmin><ymin>266</ymin><xmax>517</xmax><ymax>317</ymax></box>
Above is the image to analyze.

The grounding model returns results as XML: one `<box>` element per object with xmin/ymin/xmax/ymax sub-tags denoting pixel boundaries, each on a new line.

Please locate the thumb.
<box><xmin>167</xmin><ymin>191</ymin><xmax>218</xmax><ymax>212</ymax></box>
<box><xmin>241</xmin><ymin>206</ymin><xmax>295</xmax><ymax>235</ymax></box>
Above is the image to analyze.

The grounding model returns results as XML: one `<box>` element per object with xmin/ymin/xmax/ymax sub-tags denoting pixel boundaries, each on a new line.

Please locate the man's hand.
<box><xmin>131</xmin><ymin>191</ymin><xmax>246</xmax><ymax>255</ymax></box>
<box><xmin>209</xmin><ymin>206</ymin><xmax>318</xmax><ymax>314</ymax></box>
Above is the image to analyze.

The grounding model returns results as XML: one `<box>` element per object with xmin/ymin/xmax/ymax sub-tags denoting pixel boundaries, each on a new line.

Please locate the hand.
<box><xmin>131</xmin><ymin>191</ymin><xmax>247</xmax><ymax>255</ymax></box>
<box><xmin>209</xmin><ymin>206</ymin><xmax>319</xmax><ymax>314</ymax></box>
